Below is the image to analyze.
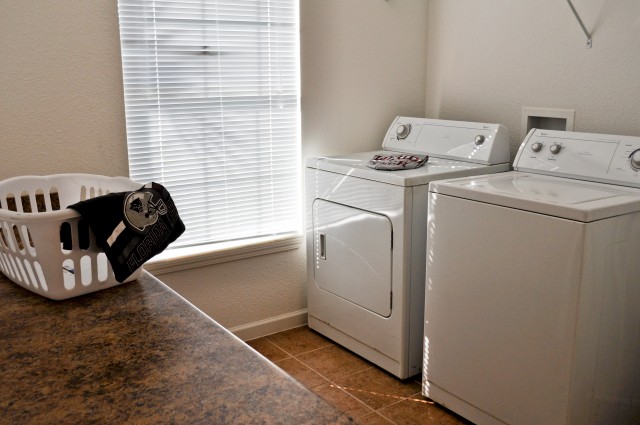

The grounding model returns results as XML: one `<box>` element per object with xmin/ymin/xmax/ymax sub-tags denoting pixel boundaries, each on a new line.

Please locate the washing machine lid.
<box><xmin>306</xmin><ymin>151</ymin><xmax>509</xmax><ymax>187</ymax></box>
<box><xmin>429</xmin><ymin>172</ymin><xmax>640</xmax><ymax>222</ymax></box>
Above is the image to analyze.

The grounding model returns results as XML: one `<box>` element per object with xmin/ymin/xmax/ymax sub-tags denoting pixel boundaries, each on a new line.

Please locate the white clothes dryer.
<box><xmin>306</xmin><ymin>117</ymin><xmax>510</xmax><ymax>379</ymax></box>
<box><xmin>423</xmin><ymin>129</ymin><xmax>640</xmax><ymax>425</ymax></box>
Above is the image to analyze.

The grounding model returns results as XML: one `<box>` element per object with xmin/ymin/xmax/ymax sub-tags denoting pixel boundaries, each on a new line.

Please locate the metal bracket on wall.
<box><xmin>566</xmin><ymin>0</ymin><xmax>593</xmax><ymax>48</ymax></box>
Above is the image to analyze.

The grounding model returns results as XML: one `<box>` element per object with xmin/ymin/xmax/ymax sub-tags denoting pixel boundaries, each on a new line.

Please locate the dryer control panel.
<box><xmin>514</xmin><ymin>129</ymin><xmax>640</xmax><ymax>188</ymax></box>
<box><xmin>382</xmin><ymin>117</ymin><xmax>510</xmax><ymax>165</ymax></box>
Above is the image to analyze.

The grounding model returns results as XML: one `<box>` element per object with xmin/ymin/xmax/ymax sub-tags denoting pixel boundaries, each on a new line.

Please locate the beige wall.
<box><xmin>0</xmin><ymin>1</ymin><xmax>428</xmax><ymax>333</ymax></box>
<box><xmin>1</xmin><ymin>1</ymin><xmax>130</xmax><ymax>178</ymax></box>
<box><xmin>426</xmin><ymin>0</ymin><xmax>640</xmax><ymax>158</ymax></box>
<box><xmin>301</xmin><ymin>0</ymin><xmax>429</xmax><ymax>160</ymax></box>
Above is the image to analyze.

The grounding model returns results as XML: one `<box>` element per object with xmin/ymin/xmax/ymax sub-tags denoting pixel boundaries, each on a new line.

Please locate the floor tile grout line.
<box><xmin>262</xmin><ymin>338</ymin><xmax>295</xmax><ymax>360</ymax></box>
<box><xmin>324</xmin><ymin>370</ymin><xmax>421</xmax><ymax>416</ymax></box>
<box><xmin>357</xmin><ymin>412</ymin><xmax>399</xmax><ymax>425</ymax></box>
<box><xmin>246</xmin><ymin>338</ymin><xmax>294</xmax><ymax>363</ymax></box>
<box><xmin>271</xmin><ymin>355</ymin><xmax>340</xmax><ymax>392</ymax></box>
<box><xmin>262</xmin><ymin>326</ymin><xmax>336</xmax><ymax>354</ymax></box>
<box><xmin>328</xmin><ymin>380</ymin><xmax>421</xmax><ymax>414</ymax></box>
<box><xmin>264</xmin><ymin>338</ymin><xmax>336</xmax><ymax>358</ymax></box>
<box><xmin>372</xmin><ymin>408</ymin><xmax>399</xmax><ymax>425</ymax></box>
<box><xmin>292</xmin><ymin>351</ymin><xmax>375</xmax><ymax>385</ymax></box>
<box><xmin>322</xmin><ymin>384</ymin><xmax>378</xmax><ymax>420</ymax></box>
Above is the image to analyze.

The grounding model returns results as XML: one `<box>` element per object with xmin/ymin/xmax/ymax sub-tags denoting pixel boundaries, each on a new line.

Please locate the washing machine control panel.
<box><xmin>382</xmin><ymin>116</ymin><xmax>510</xmax><ymax>165</ymax></box>
<box><xmin>514</xmin><ymin>129</ymin><xmax>640</xmax><ymax>188</ymax></box>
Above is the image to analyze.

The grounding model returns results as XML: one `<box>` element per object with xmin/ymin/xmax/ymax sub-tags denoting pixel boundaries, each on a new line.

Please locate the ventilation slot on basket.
<box><xmin>49</xmin><ymin>188</ymin><xmax>60</xmax><ymax>210</ymax></box>
<box><xmin>15</xmin><ymin>256</ymin><xmax>29</xmax><ymax>284</ymax></box>
<box><xmin>0</xmin><ymin>226</ymin><xmax>8</xmax><ymax>249</ymax></box>
<box><xmin>33</xmin><ymin>261</ymin><xmax>48</xmax><ymax>291</ymax></box>
<box><xmin>20</xmin><ymin>191</ymin><xmax>32</xmax><ymax>213</ymax></box>
<box><xmin>22</xmin><ymin>225</ymin><xmax>36</xmax><ymax>256</ymax></box>
<box><xmin>0</xmin><ymin>252</ymin><xmax>12</xmax><ymax>278</ymax></box>
<box><xmin>5</xmin><ymin>254</ymin><xmax>18</xmax><ymax>280</ymax></box>
<box><xmin>35</xmin><ymin>189</ymin><xmax>47</xmax><ymax>212</ymax></box>
<box><xmin>60</xmin><ymin>222</ymin><xmax>72</xmax><ymax>253</ymax></box>
<box><xmin>97</xmin><ymin>252</ymin><xmax>109</xmax><ymax>282</ymax></box>
<box><xmin>3</xmin><ymin>222</ymin><xmax>16</xmax><ymax>252</ymax></box>
<box><xmin>5</xmin><ymin>223</ymin><xmax>16</xmax><ymax>252</ymax></box>
<box><xmin>12</xmin><ymin>224</ymin><xmax>25</xmax><ymax>254</ymax></box>
<box><xmin>62</xmin><ymin>259</ymin><xmax>75</xmax><ymax>290</ymax></box>
<box><xmin>59</xmin><ymin>221</ymin><xmax>91</xmax><ymax>252</ymax></box>
<box><xmin>5</xmin><ymin>193</ymin><xmax>17</xmax><ymax>212</ymax></box>
<box><xmin>22</xmin><ymin>259</ymin><xmax>39</xmax><ymax>289</ymax></box>
<box><xmin>80</xmin><ymin>256</ymin><xmax>92</xmax><ymax>286</ymax></box>
<box><xmin>7</xmin><ymin>255</ymin><xmax>20</xmax><ymax>283</ymax></box>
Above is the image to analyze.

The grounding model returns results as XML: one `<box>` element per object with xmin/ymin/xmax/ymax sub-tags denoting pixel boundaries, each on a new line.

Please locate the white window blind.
<box><xmin>116</xmin><ymin>0</ymin><xmax>300</xmax><ymax>249</ymax></box>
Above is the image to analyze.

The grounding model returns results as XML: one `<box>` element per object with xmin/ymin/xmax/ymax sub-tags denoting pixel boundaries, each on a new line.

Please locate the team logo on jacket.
<box><xmin>123</xmin><ymin>189</ymin><xmax>167</xmax><ymax>233</ymax></box>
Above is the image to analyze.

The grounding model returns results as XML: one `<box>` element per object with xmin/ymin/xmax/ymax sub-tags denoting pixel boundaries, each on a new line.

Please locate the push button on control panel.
<box><xmin>550</xmin><ymin>144</ymin><xmax>563</xmax><ymax>155</ymax></box>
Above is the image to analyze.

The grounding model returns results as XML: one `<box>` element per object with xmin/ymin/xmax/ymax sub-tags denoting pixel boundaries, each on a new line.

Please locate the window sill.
<box><xmin>143</xmin><ymin>234</ymin><xmax>304</xmax><ymax>276</ymax></box>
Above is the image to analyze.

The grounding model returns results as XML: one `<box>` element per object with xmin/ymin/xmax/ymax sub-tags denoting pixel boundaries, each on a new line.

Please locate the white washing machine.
<box><xmin>306</xmin><ymin>117</ymin><xmax>510</xmax><ymax>379</ymax></box>
<box><xmin>423</xmin><ymin>129</ymin><xmax>640</xmax><ymax>424</ymax></box>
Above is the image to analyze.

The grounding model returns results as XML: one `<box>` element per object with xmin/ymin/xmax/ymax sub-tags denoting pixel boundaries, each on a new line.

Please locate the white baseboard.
<box><xmin>229</xmin><ymin>309</ymin><xmax>308</xmax><ymax>341</ymax></box>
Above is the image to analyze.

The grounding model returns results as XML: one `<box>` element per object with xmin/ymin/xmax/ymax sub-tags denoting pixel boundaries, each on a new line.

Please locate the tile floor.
<box><xmin>247</xmin><ymin>326</ymin><xmax>473</xmax><ymax>425</ymax></box>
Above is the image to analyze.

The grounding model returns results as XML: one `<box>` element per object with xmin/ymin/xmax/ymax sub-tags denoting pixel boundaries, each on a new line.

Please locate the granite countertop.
<box><xmin>0</xmin><ymin>271</ymin><xmax>353</xmax><ymax>425</ymax></box>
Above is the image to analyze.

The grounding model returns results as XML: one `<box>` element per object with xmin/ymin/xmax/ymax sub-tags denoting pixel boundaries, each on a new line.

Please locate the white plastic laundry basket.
<box><xmin>0</xmin><ymin>174</ymin><xmax>143</xmax><ymax>300</ymax></box>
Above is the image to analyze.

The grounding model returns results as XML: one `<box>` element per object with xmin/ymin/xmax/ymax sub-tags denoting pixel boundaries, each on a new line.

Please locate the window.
<box><xmin>116</xmin><ymin>0</ymin><xmax>301</xmax><ymax>250</ymax></box>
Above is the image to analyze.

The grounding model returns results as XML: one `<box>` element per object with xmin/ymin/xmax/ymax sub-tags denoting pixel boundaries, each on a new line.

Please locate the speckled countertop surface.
<box><xmin>0</xmin><ymin>271</ymin><xmax>353</xmax><ymax>425</ymax></box>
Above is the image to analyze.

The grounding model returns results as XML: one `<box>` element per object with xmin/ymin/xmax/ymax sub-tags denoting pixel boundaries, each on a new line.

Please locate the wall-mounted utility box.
<box><xmin>521</xmin><ymin>107</ymin><xmax>575</xmax><ymax>140</ymax></box>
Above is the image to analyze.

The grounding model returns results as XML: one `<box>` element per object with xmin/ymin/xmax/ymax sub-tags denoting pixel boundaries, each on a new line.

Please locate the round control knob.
<box><xmin>396</xmin><ymin>124</ymin><xmax>411</xmax><ymax>140</ymax></box>
<box><xmin>531</xmin><ymin>142</ymin><xmax>543</xmax><ymax>153</ymax></box>
<box><xmin>550</xmin><ymin>144</ymin><xmax>563</xmax><ymax>155</ymax></box>
<box><xmin>474</xmin><ymin>135</ymin><xmax>486</xmax><ymax>146</ymax></box>
<box><xmin>630</xmin><ymin>149</ymin><xmax>640</xmax><ymax>170</ymax></box>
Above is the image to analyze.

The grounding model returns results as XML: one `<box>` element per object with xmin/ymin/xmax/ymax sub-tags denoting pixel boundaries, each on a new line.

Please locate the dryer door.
<box><xmin>312</xmin><ymin>199</ymin><xmax>392</xmax><ymax>317</ymax></box>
